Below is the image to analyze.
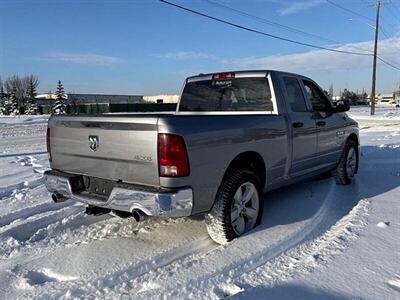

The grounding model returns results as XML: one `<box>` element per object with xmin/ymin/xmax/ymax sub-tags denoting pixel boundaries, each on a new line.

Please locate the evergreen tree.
<box><xmin>25</xmin><ymin>75</ymin><xmax>39</xmax><ymax>115</ymax></box>
<box><xmin>0</xmin><ymin>76</ymin><xmax>4</xmax><ymax>99</ymax></box>
<box><xmin>53</xmin><ymin>80</ymin><xmax>67</xmax><ymax>115</ymax></box>
<box><xmin>0</xmin><ymin>101</ymin><xmax>4</xmax><ymax>115</ymax></box>
<box><xmin>7</xmin><ymin>86</ymin><xmax>19</xmax><ymax>115</ymax></box>
<box><xmin>0</xmin><ymin>81</ymin><xmax>5</xmax><ymax>115</ymax></box>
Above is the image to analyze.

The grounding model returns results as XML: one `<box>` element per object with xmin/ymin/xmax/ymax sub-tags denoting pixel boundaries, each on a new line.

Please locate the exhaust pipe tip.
<box><xmin>112</xmin><ymin>209</ymin><xmax>146</xmax><ymax>222</ymax></box>
<box><xmin>132</xmin><ymin>209</ymin><xmax>146</xmax><ymax>222</ymax></box>
<box><xmin>52</xmin><ymin>193</ymin><xmax>67</xmax><ymax>203</ymax></box>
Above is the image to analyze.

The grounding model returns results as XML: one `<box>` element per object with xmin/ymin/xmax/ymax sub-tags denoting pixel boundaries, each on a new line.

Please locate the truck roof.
<box><xmin>186</xmin><ymin>70</ymin><xmax>310</xmax><ymax>82</ymax></box>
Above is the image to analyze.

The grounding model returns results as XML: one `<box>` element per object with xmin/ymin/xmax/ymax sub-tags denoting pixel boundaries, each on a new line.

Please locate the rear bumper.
<box><xmin>44</xmin><ymin>170</ymin><xmax>193</xmax><ymax>217</ymax></box>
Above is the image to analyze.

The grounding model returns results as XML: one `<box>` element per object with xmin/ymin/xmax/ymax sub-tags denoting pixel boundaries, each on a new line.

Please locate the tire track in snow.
<box><xmin>1</xmin><ymin>179</ymin><xmax>369</xmax><ymax>299</ymax></box>
<box><xmin>24</xmin><ymin>233</ymin><xmax>217</xmax><ymax>299</ymax></box>
<box><xmin>0</xmin><ymin>211</ymin><xmax>115</xmax><ymax>262</ymax></box>
<box><xmin>0</xmin><ymin>201</ymin><xmax>73</xmax><ymax>228</ymax></box>
<box><xmin>0</xmin><ymin>177</ymin><xmax>45</xmax><ymax>200</ymax></box>
<box><xmin>57</xmin><ymin>180</ymin><xmax>337</xmax><ymax>299</ymax></box>
<box><xmin>88</xmin><ymin>235</ymin><xmax>216</xmax><ymax>292</ymax></box>
<box><xmin>226</xmin><ymin>198</ymin><xmax>370</xmax><ymax>299</ymax></box>
<box><xmin>0</xmin><ymin>151</ymin><xmax>47</xmax><ymax>159</ymax></box>
<box><xmin>1</xmin><ymin>218</ymin><xmax>216</xmax><ymax>299</ymax></box>
<box><xmin>128</xmin><ymin>180</ymin><xmax>368</xmax><ymax>299</ymax></box>
<box><xmin>0</xmin><ymin>205</ymin><xmax>84</xmax><ymax>256</ymax></box>
<box><xmin>0</xmin><ymin>211</ymin><xmax>205</xmax><ymax>274</ymax></box>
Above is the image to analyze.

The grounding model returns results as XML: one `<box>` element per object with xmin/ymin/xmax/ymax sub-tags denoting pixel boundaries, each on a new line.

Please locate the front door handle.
<box><xmin>317</xmin><ymin>121</ymin><xmax>326</xmax><ymax>127</ymax></box>
<box><xmin>292</xmin><ymin>122</ymin><xmax>304</xmax><ymax>128</ymax></box>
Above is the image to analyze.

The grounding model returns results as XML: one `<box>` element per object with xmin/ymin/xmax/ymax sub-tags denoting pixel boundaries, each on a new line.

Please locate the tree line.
<box><xmin>0</xmin><ymin>75</ymin><xmax>67</xmax><ymax>115</ymax></box>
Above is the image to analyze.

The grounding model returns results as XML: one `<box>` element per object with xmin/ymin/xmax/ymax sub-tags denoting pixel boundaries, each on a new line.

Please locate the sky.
<box><xmin>0</xmin><ymin>0</ymin><xmax>399</xmax><ymax>96</ymax></box>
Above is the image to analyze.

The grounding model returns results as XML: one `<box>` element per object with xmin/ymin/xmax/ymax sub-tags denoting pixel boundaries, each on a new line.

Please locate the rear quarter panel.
<box><xmin>158</xmin><ymin>115</ymin><xmax>288</xmax><ymax>214</ymax></box>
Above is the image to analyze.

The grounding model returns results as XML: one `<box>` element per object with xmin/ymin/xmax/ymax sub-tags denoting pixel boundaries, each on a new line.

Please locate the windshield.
<box><xmin>179</xmin><ymin>77</ymin><xmax>273</xmax><ymax>112</ymax></box>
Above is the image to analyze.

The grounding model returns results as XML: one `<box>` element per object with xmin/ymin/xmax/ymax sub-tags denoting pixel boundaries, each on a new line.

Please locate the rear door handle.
<box><xmin>317</xmin><ymin>121</ymin><xmax>326</xmax><ymax>127</ymax></box>
<box><xmin>292</xmin><ymin>122</ymin><xmax>304</xmax><ymax>128</ymax></box>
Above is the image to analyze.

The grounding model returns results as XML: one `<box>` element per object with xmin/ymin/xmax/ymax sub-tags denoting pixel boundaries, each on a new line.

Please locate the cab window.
<box><xmin>302</xmin><ymin>80</ymin><xmax>332</xmax><ymax>112</ymax></box>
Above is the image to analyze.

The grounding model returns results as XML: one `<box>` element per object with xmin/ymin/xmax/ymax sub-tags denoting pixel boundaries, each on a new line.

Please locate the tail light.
<box><xmin>46</xmin><ymin>127</ymin><xmax>52</xmax><ymax>162</ymax></box>
<box><xmin>212</xmin><ymin>72</ymin><xmax>235</xmax><ymax>80</ymax></box>
<box><xmin>158</xmin><ymin>133</ymin><xmax>189</xmax><ymax>177</ymax></box>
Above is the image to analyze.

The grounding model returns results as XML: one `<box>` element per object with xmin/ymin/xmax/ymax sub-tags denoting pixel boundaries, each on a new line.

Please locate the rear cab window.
<box><xmin>178</xmin><ymin>74</ymin><xmax>275</xmax><ymax>113</ymax></box>
<box><xmin>283</xmin><ymin>77</ymin><xmax>308</xmax><ymax>112</ymax></box>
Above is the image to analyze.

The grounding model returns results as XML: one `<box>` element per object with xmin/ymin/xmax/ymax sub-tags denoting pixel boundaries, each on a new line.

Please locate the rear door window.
<box><xmin>283</xmin><ymin>77</ymin><xmax>308</xmax><ymax>112</ymax></box>
<box><xmin>179</xmin><ymin>77</ymin><xmax>273</xmax><ymax>112</ymax></box>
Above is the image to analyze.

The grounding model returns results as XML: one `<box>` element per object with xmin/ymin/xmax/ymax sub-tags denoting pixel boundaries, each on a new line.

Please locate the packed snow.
<box><xmin>0</xmin><ymin>108</ymin><xmax>399</xmax><ymax>299</ymax></box>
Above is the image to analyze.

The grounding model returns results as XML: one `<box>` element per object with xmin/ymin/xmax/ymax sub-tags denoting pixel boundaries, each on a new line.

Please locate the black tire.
<box><xmin>333</xmin><ymin>140</ymin><xmax>359</xmax><ymax>185</ymax></box>
<box><xmin>205</xmin><ymin>169</ymin><xmax>263</xmax><ymax>245</ymax></box>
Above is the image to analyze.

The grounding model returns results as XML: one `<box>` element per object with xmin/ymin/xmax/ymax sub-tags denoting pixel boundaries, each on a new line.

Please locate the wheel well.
<box><xmin>225</xmin><ymin>151</ymin><xmax>266</xmax><ymax>189</ymax></box>
<box><xmin>348</xmin><ymin>133</ymin><xmax>359</xmax><ymax>146</ymax></box>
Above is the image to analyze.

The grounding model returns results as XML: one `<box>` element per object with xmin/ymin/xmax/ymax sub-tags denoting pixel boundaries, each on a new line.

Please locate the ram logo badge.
<box><xmin>88</xmin><ymin>135</ymin><xmax>99</xmax><ymax>152</ymax></box>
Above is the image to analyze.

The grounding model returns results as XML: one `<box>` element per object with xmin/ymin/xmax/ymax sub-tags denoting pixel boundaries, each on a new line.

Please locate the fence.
<box><xmin>40</xmin><ymin>103</ymin><xmax>178</xmax><ymax>114</ymax></box>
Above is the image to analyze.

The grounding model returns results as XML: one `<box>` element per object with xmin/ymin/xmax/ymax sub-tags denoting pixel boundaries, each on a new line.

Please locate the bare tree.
<box><xmin>4</xmin><ymin>75</ymin><xmax>25</xmax><ymax>111</ymax></box>
<box><xmin>2</xmin><ymin>75</ymin><xmax>41</xmax><ymax>114</ymax></box>
<box><xmin>69</xmin><ymin>95</ymin><xmax>80</xmax><ymax>115</ymax></box>
<box><xmin>5</xmin><ymin>75</ymin><xmax>23</xmax><ymax>98</ymax></box>
<box><xmin>329</xmin><ymin>83</ymin><xmax>334</xmax><ymax>100</ymax></box>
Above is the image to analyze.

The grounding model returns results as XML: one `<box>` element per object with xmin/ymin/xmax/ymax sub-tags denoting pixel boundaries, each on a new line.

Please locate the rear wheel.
<box><xmin>333</xmin><ymin>140</ymin><xmax>358</xmax><ymax>185</ymax></box>
<box><xmin>205</xmin><ymin>169</ymin><xmax>263</xmax><ymax>245</ymax></box>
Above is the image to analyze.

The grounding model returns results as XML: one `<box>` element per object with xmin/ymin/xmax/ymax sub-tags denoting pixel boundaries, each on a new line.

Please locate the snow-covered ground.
<box><xmin>348</xmin><ymin>105</ymin><xmax>400</xmax><ymax>125</ymax></box>
<box><xmin>0</xmin><ymin>110</ymin><xmax>399</xmax><ymax>299</ymax></box>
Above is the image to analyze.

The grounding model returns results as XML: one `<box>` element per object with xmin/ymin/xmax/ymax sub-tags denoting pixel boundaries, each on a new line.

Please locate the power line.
<box><xmin>160</xmin><ymin>0</ymin><xmax>371</xmax><ymax>56</ymax></box>
<box><xmin>202</xmin><ymin>0</ymin><xmax>373</xmax><ymax>54</ymax></box>
<box><xmin>385</xmin><ymin>4</ymin><xmax>400</xmax><ymax>25</ymax></box>
<box><xmin>326</xmin><ymin>0</ymin><xmax>400</xmax><ymax>67</ymax></box>
<box><xmin>327</xmin><ymin>0</ymin><xmax>394</xmax><ymax>41</ymax></box>
<box><xmin>206</xmin><ymin>0</ymin><xmax>400</xmax><ymax>68</ymax></box>
<box><xmin>203</xmin><ymin>0</ymin><xmax>337</xmax><ymax>44</ymax></box>
<box><xmin>159</xmin><ymin>0</ymin><xmax>400</xmax><ymax>71</ymax></box>
<box><xmin>393</xmin><ymin>2</ymin><xmax>400</xmax><ymax>15</ymax></box>
<box><xmin>377</xmin><ymin>56</ymin><xmax>400</xmax><ymax>71</ymax></box>
<box><xmin>379</xmin><ymin>8</ymin><xmax>400</xmax><ymax>37</ymax></box>
<box><xmin>326</xmin><ymin>0</ymin><xmax>374</xmax><ymax>22</ymax></box>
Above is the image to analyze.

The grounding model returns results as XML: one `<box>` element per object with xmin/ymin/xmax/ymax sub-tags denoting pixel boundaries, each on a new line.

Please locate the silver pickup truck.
<box><xmin>44</xmin><ymin>70</ymin><xmax>359</xmax><ymax>244</ymax></box>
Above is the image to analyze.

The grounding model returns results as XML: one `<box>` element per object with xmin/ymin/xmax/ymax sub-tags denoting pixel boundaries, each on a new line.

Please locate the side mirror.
<box><xmin>334</xmin><ymin>100</ymin><xmax>350</xmax><ymax>112</ymax></box>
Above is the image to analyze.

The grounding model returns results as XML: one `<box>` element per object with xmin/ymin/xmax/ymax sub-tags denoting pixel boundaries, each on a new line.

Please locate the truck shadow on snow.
<box><xmin>231</xmin><ymin>282</ymin><xmax>354</xmax><ymax>300</ymax></box>
<box><xmin>253</xmin><ymin>145</ymin><xmax>400</xmax><ymax>238</ymax></box>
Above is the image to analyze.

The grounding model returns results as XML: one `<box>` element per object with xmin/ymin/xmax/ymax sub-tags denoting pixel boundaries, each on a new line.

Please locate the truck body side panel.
<box><xmin>158</xmin><ymin>115</ymin><xmax>288</xmax><ymax>214</ymax></box>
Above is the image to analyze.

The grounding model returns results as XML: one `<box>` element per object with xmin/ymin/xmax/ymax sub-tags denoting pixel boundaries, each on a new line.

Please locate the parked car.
<box><xmin>44</xmin><ymin>70</ymin><xmax>359</xmax><ymax>244</ymax></box>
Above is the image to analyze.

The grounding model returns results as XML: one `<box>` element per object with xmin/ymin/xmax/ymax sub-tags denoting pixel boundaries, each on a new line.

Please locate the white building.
<box><xmin>377</xmin><ymin>93</ymin><xmax>394</xmax><ymax>103</ymax></box>
<box><xmin>143</xmin><ymin>95</ymin><xmax>179</xmax><ymax>104</ymax></box>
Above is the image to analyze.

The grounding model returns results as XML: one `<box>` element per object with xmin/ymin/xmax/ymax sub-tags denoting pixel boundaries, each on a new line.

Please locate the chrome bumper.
<box><xmin>44</xmin><ymin>171</ymin><xmax>193</xmax><ymax>217</ymax></box>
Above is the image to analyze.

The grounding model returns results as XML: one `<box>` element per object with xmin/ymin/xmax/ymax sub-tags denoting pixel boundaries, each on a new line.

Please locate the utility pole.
<box><xmin>370</xmin><ymin>1</ymin><xmax>380</xmax><ymax>115</ymax></box>
<box><xmin>369</xmin><ymin>0</ymin><xmax>392</xmax><ymax>115</ymax></box>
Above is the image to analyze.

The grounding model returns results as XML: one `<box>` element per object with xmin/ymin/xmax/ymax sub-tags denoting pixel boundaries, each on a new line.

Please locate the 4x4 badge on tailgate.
<box><xmin>88</xmin><ymin>135</ymin><xmax>99</xmax><ymax>152</ymax></box>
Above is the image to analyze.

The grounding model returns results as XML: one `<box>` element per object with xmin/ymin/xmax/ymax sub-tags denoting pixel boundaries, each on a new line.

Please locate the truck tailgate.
<box><xmin>48</xmin><ymin>115</ymin><xmax>160</xmax><ymax>186</ymax></box>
